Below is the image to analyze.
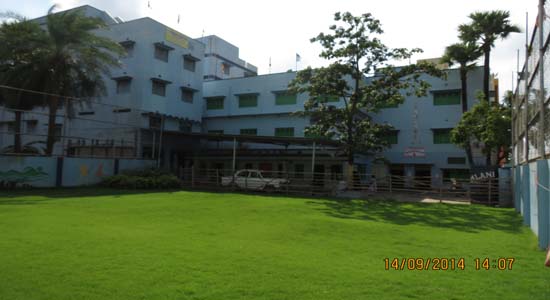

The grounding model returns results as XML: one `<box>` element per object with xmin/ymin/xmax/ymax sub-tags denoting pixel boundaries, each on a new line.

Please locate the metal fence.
<box><xmin>512</xmin><ymin>0</ymin><xmax>550</xmax><ymax>165</ymax></box>
<box><xmin>177</xmin><ymin>168</ymin><xmax>511</xmax><ymax>205</ymax></box>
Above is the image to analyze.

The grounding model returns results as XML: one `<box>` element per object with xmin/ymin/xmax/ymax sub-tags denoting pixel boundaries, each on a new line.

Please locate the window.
<box><xmin>183</xmin><ymin>55</ymin><xmax>197</xmax><ymax>72</ymax></box>
<box><xmin>149</xmin><ymin>116</ymin><xmax>161</xmax><ymax>129</ymax></box>
<box><xmin>208</xmin><ymin>130</ymin><xmax>224</xmax><ymax>134</ymax></box>
<box><xmin>113</xmin><ymin>108</ymin><xmax>131</xmax><ymax>113</ymax></box>
<box><xmin>119</xmin><ymin>40</ymin><xmax>135</xmax><ymax>58</ymax></box>
<box><xmin>240</xmin><ymin>128</ymin><xmax>257</xmax><ymax>135</ymax></box>
<box><xmin>54</xmin><ymin>124</ymin><xmax>62</xmax><ymax>142</ymax></box>
<box><xmin>433</xmin><ymin>90</ymin><xmax>461</xmax><ymax>105</ymax></box>
<box><xmin>237</xmin><ymin>170</ymin><xmax>248</xmax><ymax>178</ymax></box>
<box><xmin>142</xmin><ymin>146</ymin><xmax>153</xmax><ymax>159</ymax></box>
<box><xmin>152</xmin><ymin>80</ymin><xmax>166</xmax><ymax>96</ymax></box>
<box><xmin>2</xmin><ymin>121</ymin><xmax>15</xmax><ymax>133</ymax></box>
<box><xmin>78</xmin><ymin>111</ymin><xmax>95</xmax><ymax>116</ymax></box>
<box><xmin>383</xmin><ymin>130</ymin><xmax>399</xmax><ymax>145</ymax></box>
<box><xmin>181</xmin><ymin>88</ymin><xmax>194</xmax><ymax>103</ymax></box>
<box><xmin>179</xmin><ymin>121</ymin><xmax>191</xmax><ymax>133</ymax></box>
<box><xmin>154</xmin><ymin>45</ymin><xmax>170</xmax><ymax>62</ymax></box>
<box><xmin>238</xmin><ymin>94</ymin><xmax>258</xmax><ymax>107</ymax></box>
<box><xmin>447</xmin><ymin>157</ymin><xmax>466</xmax><ymax>165</ymax></box>
<box><xmin>25</xmin><ymin>120</ymin><xmax>37</xmax><ymax>133</ymax></box>
<box><xmin>275</xmin><ymin>127</ymin><xmax>294</xmax><ymax>137</ymax></box>
<box><xmin>221</xmin><ymin>62</ymin><xmax>230</xmax><ymax>75</ymax></box>
<box><xmin>275</xmin><ymin>92</ymin><xmax>297</xmax><ymax>105</ymax></box>
<box><xmin>294</xmin><ymin>164</ymin><xmax>304</xmax><ymax>178</ymax></box>
<box><xmin>116</xmin><ymin>78</ymin><xmax>131</xmax><ymax>94</ymax></box>
<box><xmin>318</xmin><ymin>95</ymin><xmax>339</xmax><ymax>103</ymax></box>
<box><xmin>206</xmin><ymin>97</ymin><xmax>224</xmax><ymax>110</ymax></box>
<box><xmin>433</xmin><ymin>128</ymin><xmax>452</xmax><ymax>144</ymax></box>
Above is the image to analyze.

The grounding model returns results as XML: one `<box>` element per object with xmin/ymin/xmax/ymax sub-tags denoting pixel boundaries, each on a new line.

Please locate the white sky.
<box><xmin>3</xmin><ymin>0</ymin><xmax>539</xmax><ymax>99</ymax></box>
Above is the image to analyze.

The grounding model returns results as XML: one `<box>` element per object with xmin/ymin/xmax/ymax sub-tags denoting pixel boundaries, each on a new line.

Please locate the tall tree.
<box><xmin>41</xmin><ymin>7</ymin><xmax>124</xmax><ymax>155</ymax></box>
<box><xmin>451</xmin><ymin>95</ymin><xmax>511</xmax><ymax>166</ymax></box>
<box><xmin>289</xmin><ymin>12</ymin><xmax>443</xmax><ymax>179</ymax></box>
<box><xmin>1</xmin><ymin>6</ymin><xmax>124</xmax><ymax>155</ymax></box>
<box><xmin>440</xmin><ymin>42</ymin><xmax>482</xmax><ymax>166</ymax></box>
<box><xmin>0</xmin><ymin>13</ymin><xmax>49</xmax><ymax>153</ymax></box>
<box><xmin>459</xmin><ymin>10</ymin><xmax>520</xmax><ymax>101</ymax></box>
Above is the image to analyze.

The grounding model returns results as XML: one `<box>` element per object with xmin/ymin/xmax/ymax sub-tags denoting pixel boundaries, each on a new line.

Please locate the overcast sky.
<box><xmin>4</xmin><ymin>0</ymin><xmax>540</xmax><ymax>99</ymax></box>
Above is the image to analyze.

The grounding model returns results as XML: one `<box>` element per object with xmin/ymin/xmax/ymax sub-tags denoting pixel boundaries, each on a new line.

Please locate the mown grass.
<box><xmin>0</xmin><ymin>188</ymin><xmax>548</xmax><ymax>299</ymax></box>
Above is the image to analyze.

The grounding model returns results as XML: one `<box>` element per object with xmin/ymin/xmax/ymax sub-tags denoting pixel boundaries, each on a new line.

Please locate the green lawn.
<box><xmin>0</xmin><ymin>189</ymin><xmax>548</xmax><ymax>299</ymax></box>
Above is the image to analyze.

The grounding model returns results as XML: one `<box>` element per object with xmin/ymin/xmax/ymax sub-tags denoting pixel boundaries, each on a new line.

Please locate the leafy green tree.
<box><xmin>289</xmin><ymin>12</ymin><xmax>443</xmax><ymax>178</ymax></box>
<box><xmin>1</xmin><ymin>6</ymin><xmax>124</xmax><ymax>155</ymax></box>
<box><xmin>459</xmin><ymin>10</ymin><xmax>520</xmax><ymax>100</ymax></box>
<box><xmin>41</xmin><ymin>7</ymin><xmax>124</xmax><ymax>155</ymax></box>
<box><xmin>0</xmin><ymin>13</ymin><xmax>49</xmax><ymax>153</ymax></box>
<box><xmin>440</xmin><ymin>42</ymin><xmax>482</xmax><ymax>166</ymax></box>
<box><xmin>451</xmin><ymin>94</ymin><xmax>511</xmax><ymax>166</ymax></box>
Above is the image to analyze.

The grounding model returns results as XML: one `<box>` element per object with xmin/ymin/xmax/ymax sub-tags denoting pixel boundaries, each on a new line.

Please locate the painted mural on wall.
<box><xmin>0</xmin><ymin>156</ymin><xmax>57</xmax><ymax>187</ymax></box>
<box><xmin>0</xmin><ymin>166</ymin><xmax>48</xmax><ymax>187</ymax></box>
<box><xmin>63</xmin><ymin>158</ymin><xmax>114</xmax><ymax>187</ymax></box>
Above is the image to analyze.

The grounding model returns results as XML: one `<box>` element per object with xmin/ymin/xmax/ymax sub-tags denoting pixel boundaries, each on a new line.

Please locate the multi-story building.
<box><xmin>0</xmin><ymin>4</ymin><xmax>488</xmax><ymax>185</ymax></box>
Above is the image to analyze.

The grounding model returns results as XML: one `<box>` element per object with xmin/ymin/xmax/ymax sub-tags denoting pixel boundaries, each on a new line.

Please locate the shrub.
<box><xmin>100</xmin><ymin>169</ymin><xmax>181</xmax><ymax>189</ymax></box>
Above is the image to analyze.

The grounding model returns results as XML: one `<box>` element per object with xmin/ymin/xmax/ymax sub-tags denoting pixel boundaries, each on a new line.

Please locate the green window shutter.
<box><xmin>433</xmin><ymin>129</ymin><xmax>452</xmax><ymax>144</ymax></box>
<box><xmin>238</xmin><ymin>94</ymin><xmax>258</xmax><ymax>107</ymax></box>
<box><xmin>433</xmin><ymin>90</ymin><xmax>461</xmax><ymax>105</ymax></box>
<box><xmin>275</xmin><ymin>127</ymin><xmax>294</xmax><ymax>137</ymax></box>
<box><xmin>383</xmin><ymin>131</ymin><xmax>399</xmax><ymax>144</ymax></box>
<box><xmin>208</xmin><ymin>130</ymin><xmax>224</xmax><ymax>134</ymax></box>
<box><xmin>318</xmin><ymin>95</ymin><xmax>339</xmax><ymax>103</ymax></box>
<box><xmin>240</xmin><ymin>128</ymin><xmax>257</xmax><ymax>135</ymax></box>
<box><xmin>206</xmin><ymin>97</ymin><xmax>224</xmax><ymax>110</ymax></box>
<box><xmin>275</xmin><ymin>92</ymin><xmax>297</xmax><ymax>105</ymax></box>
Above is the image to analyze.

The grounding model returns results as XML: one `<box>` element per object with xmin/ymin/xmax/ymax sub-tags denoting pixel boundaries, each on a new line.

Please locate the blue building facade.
<box><xmin>0</xmin><ymin>5</ymin><xmax>487</xmax><ymax>184</ymax></box>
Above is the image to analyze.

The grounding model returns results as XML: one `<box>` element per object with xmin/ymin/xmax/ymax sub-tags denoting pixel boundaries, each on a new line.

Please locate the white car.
<box><xmin>221</xmin><ymin>169</ymin><xmax>289</xmax><ymax>190</ymax></box>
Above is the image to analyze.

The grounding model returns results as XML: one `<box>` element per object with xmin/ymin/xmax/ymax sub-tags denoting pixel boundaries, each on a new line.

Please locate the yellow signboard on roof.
<box><xmin>165</xmin><ymin>28</ymin><xmax>188</xmax><ymax>49</ymax></box>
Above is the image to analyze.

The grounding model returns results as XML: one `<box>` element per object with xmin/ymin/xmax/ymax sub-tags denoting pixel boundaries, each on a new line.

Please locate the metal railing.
<box><xmin>176</xmin><ymin>167</ymin><xmax>511</xmax><ymax>205</ymax></box>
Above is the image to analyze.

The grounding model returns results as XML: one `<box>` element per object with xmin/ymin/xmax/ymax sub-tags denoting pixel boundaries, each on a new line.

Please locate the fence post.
<box><xmin>488</xmin><ymin>179</ymin><xmax>492</xmax><ymax>205</ymax></box>
<box><xmin>55</xmin><ymin>157</ymin><xmax>64</xmax><ymax>187</ymax></box>
<box><xmin>191</xmin><ymin>166</ymin><xmax>195</xmax><ymax>188</ymax></box>
<box><xmin>286</xmin><ymin>171</ymin><xmax>290</xmax><ymax>195</ymax></box>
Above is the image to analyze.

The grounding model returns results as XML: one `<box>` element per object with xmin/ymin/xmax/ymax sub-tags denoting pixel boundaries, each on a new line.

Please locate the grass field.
<box><xmin>0</xmin><ymin>189</ymin><xmax>548</xmax><ymax>299</ymax></box>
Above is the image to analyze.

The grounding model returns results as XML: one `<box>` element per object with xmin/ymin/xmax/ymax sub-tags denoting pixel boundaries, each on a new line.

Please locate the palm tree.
<box><xmin>459</xmin><ymin>10</ymin><xmax>520</xmax><ymax>101</ymax></box>
<box><xmin>441</xmin><ymin>43</ymin><xmax>482</xmax><ymax>112</ymax></box>
<box><xmin>441</xmin><ymin>42</ymin><xmax>482</xmax><ymax>167</ymax></box>
<box><xmin>36</xmin><ymin>6</ymin><xmax>124</xmax><ymax>155</ymax></box>
<box><xmin>0</xmin><ymin>13</ymin><xmax>49</xmax><ymax>153</ymax></box>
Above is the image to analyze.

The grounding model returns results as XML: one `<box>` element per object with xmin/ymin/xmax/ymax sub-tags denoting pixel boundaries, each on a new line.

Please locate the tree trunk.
<box><xmin>485</xmin><ymin>149</ymin><xmax>492</xmax><ymax>167</ymax></box>
<box><xmin>14</xmin><ymin>110</ymin><xmax>22</xmax><ymax>153</ymax></box>
<box><xmin>346</xmin><ymin>152</ymin><xmax>354</xmax><ymax>188</ymax></box>
<box><xmin>460</xmin><ymin>67</ymin><xmax>475</xmax><ymax>168</ymax></box>
<box><xmin>45</xmin><ymin>97</ymin><xmax>58</xmax><ymax>156</ymax></box>
<box><xmin>460</xmin><ymin>67</ymin><xmax>468</xmax><ymax>113</ymax></box>
<box><xmin>483</xmin><ymin>49</ymin><xmax>490</xmax><ymax>102</ymax></box>
<box><xmin>465</xmin><ymin>143</ymin><xmax>475</xmax><ymax>168</ymax></box>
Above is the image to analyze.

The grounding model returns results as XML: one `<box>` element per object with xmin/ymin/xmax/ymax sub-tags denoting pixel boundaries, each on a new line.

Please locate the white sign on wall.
<box><xmin>404</xmin><ymin>147</ymin><xmax>426</xmax><ymax>158</ymax></box>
